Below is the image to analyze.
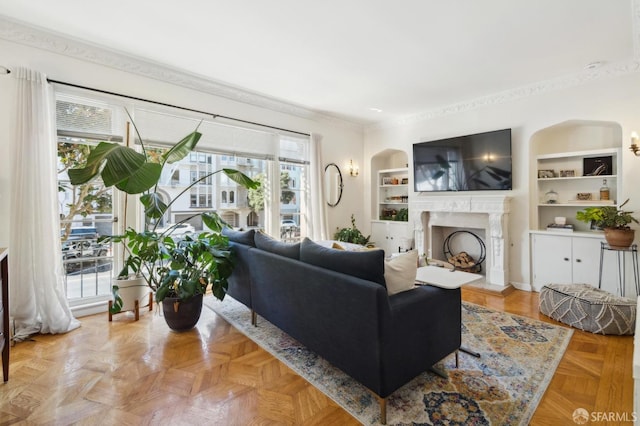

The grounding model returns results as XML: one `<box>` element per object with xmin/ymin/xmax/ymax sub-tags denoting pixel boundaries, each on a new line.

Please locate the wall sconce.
<box><xmin>631</xmin><ymin>131</ymin><xmax>640</xmax><ymax>156</ymax></box>
<box><xmin>348</xmin><ymin>159</ymin><xmax>359</xmax><ymax>177</ymax></box>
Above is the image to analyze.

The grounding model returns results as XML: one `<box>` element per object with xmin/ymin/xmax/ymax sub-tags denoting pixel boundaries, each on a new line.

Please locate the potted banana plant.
<box><xmin>69</xmin><ymin>114</ymin><xmax>258</xmax><ymax>330</ymax></box>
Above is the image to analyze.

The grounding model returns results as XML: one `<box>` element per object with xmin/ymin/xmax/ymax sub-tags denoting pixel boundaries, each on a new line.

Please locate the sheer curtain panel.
<box><xmin>308</xmin><ymin>133</ymin><xmax>328</xmax><ymax>240</ymax></box>
<box><xmin>9</xmin><ymin>67</ymin><xmax>80</xmax><ymax>339</ymax></box>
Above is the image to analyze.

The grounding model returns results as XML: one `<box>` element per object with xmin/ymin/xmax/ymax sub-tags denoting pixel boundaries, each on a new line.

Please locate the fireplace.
<box><xmin>411</xmin><ymin>195</ymin><xmax>511</xmax><ymax>287</ymax></box>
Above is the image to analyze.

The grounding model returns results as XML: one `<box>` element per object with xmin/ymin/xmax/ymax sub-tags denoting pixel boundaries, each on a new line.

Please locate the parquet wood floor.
<box><xmin>0</xmin><ymin>288</ymin><xmax>633</xmax><ymax>425</ymax></box>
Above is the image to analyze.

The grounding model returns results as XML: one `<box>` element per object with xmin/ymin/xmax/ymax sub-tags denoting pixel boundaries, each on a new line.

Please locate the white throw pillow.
<box><xmin>384</xmin><ymin>250</ymin><xmax>418</xmax><ymax>295</ymax></box>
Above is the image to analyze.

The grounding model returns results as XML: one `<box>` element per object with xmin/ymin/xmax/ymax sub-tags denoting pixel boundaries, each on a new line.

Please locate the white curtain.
<box><xmin>9</xmin><ymin>67</ymin><xmax>80</xmax><ymax>340</ymax></box>
<box><xmin>307</xmin><ymin>133</ymin><xmax>329</xmax><ymax>240</ymax></box>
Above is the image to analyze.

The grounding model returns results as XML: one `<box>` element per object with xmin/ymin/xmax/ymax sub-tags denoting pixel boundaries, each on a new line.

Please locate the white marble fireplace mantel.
<box><xmin>411</xmin><ymin>195</ymin><xmax>511</xmax><ymax>287</ymax></box>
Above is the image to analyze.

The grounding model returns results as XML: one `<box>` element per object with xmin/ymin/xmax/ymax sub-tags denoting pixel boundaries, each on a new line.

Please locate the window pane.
<box><xmin>279</xmin><ymin>162</ymin><xmax>306</xmax><ymax>242</ymax></box>
<box><xmin>58</xmin><ymin>141</ymin><xmax>115</xmax><ymax>302</ymax></box>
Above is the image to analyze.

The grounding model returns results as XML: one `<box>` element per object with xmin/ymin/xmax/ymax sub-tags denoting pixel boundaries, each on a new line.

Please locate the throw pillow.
<box><xmin>254</xmin><ymin>231</ymin><xmax>301</xmax><ymax>259</ymax></box>
<box><xmin>222</xmin><ymin>228</ymin><xmax>256</xmax><ymax>247</ymax></box>
<box><xmin>385</xmin><ymin>250</ymin><xmax>418</xmax><ymax>295</ymax></box>
<box><xmin>299</xmin><ymin>238</ymin><xmax>386</xmax><ymax>287</ymax></box>
<box><xmin>332</xmin><ymin>242</ymin><xmax>345</xmax><ymax>250</ymax></box>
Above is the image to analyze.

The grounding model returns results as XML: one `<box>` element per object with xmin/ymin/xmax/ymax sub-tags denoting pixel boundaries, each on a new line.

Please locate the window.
<box><xmin>229</xmin><ymin>191</ymin><xmax>235</xmax><ymax>203</ymax></box>
<box><xmin>221</xmin><ymin>191</ymin><xmax>227</xmax><ymax>203</ymax></box>
<box><xmin>56</xmin><ymin>96</ymin><xmax>121</xmax><ymax>305</ymax></box>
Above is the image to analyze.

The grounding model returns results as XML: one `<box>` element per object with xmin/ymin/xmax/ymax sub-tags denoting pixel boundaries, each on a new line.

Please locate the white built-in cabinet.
<box><xmin>371</xmin><ymin>221</ymin><xmax>413</xmax><ymax>256</ymax></box>
<box><xmin>376</xmin><ymin>168</ymin><xmax>409</xmax><ymax>221</ymax></box>
<box><xmin>529</xmin><ymin>120</ymin><xmax>624</xmax><ymax>293</ymax></box>
<box><xmin>370</xmin><ymin>150</ymin><xmax>410</xmax><ymax>256</ymax></box>
<box><xmin>531</xmin><ymin>232</ymin><xmax>616</xmax><ymax>293</ymax></box>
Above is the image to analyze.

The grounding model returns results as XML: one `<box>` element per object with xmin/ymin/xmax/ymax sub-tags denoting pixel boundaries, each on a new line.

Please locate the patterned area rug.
<box><xmin>205</xmin><ymin>297</ymin><xmax>573</xmax><ymax>425</ymax></box>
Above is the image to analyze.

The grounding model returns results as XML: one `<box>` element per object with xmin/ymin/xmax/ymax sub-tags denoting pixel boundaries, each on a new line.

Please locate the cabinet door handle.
<box><xmin>563</xmin><ymin>257</ymin><xmax>570</xmax><ymax>261</ymax></box>
<box><xmin>576</xmin><ymin>259</ymin><xmax>582</xmax><ymax>263</ymax></box>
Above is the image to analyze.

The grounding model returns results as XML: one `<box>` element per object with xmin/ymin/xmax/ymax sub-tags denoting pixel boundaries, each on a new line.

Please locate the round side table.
<box><xmin>598</xmin><ymin>242</ymin><xmax>639</xmax><ymax>297</ymax></box>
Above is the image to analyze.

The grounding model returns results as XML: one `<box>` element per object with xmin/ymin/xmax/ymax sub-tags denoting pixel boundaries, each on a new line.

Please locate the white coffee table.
<box><xmin>416</xmin><ymin>265</ymin><xmax>483</xmax><ymax>289</ymax></box>
<box><xmin>416</xmin><ymin>265</ymin><xmax>483</xmax><ymax>362</ymax></box>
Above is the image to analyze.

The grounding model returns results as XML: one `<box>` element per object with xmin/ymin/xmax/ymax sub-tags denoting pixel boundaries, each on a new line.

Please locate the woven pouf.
<box><xmin>539</xmin><ymin>283</ymin><xmax>636</xmax><ymax>335</ymax></box>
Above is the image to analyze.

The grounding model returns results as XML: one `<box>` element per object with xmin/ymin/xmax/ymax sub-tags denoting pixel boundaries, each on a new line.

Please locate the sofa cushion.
<box><xmin>254</xmin><ymin>231</ymin><xmax>301</xmax><ymax>259</ymax></box>
<box><xmin>222</xmin><ymin>228</ymin><xmax>255</xmax><ymax>247</ymax></box>
<box><xmin>385</xmin><ymin>250</ymin><xmax>418</xmax><ymax>295</ymax></box>
<box><xmin>300</xmin><ymin>238</ymin><xmax>386</xmax><ymax>287</ymax></box>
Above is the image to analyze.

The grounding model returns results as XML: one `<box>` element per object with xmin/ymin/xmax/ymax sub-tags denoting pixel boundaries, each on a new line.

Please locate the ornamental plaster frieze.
<box><xmin>410</xmin><ymin>195</ymin><xmax>511</xmax><ymax>215</ymax></box>
<box><xmin>0</xmin><ymin>15</ymin><xmax>362</xmax><ymax>132</ymax></box>
<box><xmin>369</xmin><ymin>58</ymin><xmax>640</xmax><ymax>132</ymax></box>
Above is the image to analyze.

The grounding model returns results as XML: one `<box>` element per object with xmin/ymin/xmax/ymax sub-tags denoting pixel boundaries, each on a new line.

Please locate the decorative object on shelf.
<box><xmin>583</xmin><ymin>156</ymin><xmax>613</xmax><ymax>176</ymax></box>
<box><xmin>401</xmin><ymin>177</ymin><xmax>409</xmax><ymax>184</ymax></box>
<box><xmin>334</xmin><ymin>214</ymin><xmax>370</xmax><ymax>245</ymax></box>
<box><xmin>554</xmin><ymin>216</ymin><xmax>567</xmax><ymax>225</ymax></box>
<box><xmin>576</xmin><ymin>199</ymin><xmax>639</xmax><ymax>248</ymax></box>
<box><xmin>546</xmin><ymin>223</ymin><xmax>574</xmax><ymax>233</ymax></box>
<box><xmin>394</xmin><ymin>208</ymin><xmax>409</xmax><ymax>222</ymax></box>
<box><xmin>382</xmin><ymin>177</ymin><xmax>393</xmax><ymax>185</ymax></box>
<box><xmin>69</xmin><ymin>113</ymin><xmax>258</xmax><ymax>330</ymax></box>
<box><xmin>576</xmin><ymin>192</ymin><xmax>592</xmax><ymax>201</ymax></box>
<box><xmin>599</xmin><ymin>179</ymin><xmax>610</xmax><ymax>201</ymax></box>
<box><xmin>544</xmin><ymin>189</ymin><xmax>559</xmax><ymax>204</ymax></box>
<box><xmin>538</xmin><ymin>169</ymin><xmax>555</xmax><ymax>178</ymax></box>
<box><xmin>560</xmin><ymin>170</ymin><xmax>575</xmax><ymax>177</ymax></box>
<box><xmin>348</xmin><ymin>159</ymin><xmax>359</xmax><ymax>177</ymax></box>
<box><xmin>631</xmin><ymin>131</ymin><xmax>640</xmax><ymax>156</ymax></box>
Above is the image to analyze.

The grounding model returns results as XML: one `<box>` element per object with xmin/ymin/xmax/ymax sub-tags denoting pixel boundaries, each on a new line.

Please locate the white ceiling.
<box><xmin>0</xmin><ymin>0</ymin><xmax>636</xmax><ymax>125</ymax></box>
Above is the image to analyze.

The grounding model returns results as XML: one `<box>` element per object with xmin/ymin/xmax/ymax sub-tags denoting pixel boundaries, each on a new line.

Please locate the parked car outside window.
<box><xmin>280</xmin><ymin>219</ymin><xmax>297</xmax><ymax>230</ymax></box>
<box><xmin>156</xmin><ymin>223</ymin><xmax>195</xmax><ymax>236</ymax></box>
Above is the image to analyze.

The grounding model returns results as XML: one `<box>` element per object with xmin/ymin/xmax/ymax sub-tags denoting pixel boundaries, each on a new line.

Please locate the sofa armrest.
<box><xmin>379</xmin><ymin>285</ymin><xmax>461</xmax><ymax>397</ymax></box>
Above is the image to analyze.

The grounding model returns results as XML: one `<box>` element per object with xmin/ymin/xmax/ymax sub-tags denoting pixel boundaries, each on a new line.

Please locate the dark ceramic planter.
<box><xmin>161</xmin><ymin>293</ymin><xmax>203</xmax><ymax>331</ymax></box>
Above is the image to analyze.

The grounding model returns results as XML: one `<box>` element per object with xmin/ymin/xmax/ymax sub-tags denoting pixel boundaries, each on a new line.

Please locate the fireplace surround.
<box><xmin>411</xmin><ymin>195</ymin><xmax>511</xmax><ymax>287</ymax></box>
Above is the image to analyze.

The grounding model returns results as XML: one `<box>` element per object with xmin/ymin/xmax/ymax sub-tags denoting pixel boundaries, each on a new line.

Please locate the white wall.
<box><xmin>0</xmin><ymin>38</ymin><xmax>365</xmax><ymax>246</ymax></box>
<box><xmin>364</xmin><ymin>72</ymin><xmax>640</xmax><ymax>289</ymax></box>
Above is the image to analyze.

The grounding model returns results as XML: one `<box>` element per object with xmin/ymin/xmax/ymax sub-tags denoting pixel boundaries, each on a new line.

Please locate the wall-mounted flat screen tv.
<box><xmin>413</xmin><ymin>128</ymin><xmax>512</xmax><ymax>192</ymax></box>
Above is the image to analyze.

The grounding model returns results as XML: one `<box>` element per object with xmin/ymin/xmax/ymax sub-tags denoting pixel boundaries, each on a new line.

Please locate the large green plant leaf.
<box><xmin>114</xmin><ymin>162</ymin><xmax>162</xmax><ymax>194</ymax></box>
<box><xmin>68</xmin><ymin>142</ymin><xmax>147</xmax><ymax>187</ymax></box>
<box><xmin>202</xmin><ymin>212</ymin><xmax>226</xmax><ymax>232</ymax></box>
<box><xmin>162</xmin><ymin>131</ymin><xmax>202</xmax><ymax>164</ymax></box>
<box><xmin>141</xmin><ymin>192</ymin><xmax>169</xmax><ymax>219</ymax></box>
<box><xmin>223</xmin><ymin>169</ymin><xmax>260</xmax><ymax>189</ymax></box>
<box><xmin>68</xmin><ymin>141</ymin><xmax>162</xmax><ymax>194</ymax></box>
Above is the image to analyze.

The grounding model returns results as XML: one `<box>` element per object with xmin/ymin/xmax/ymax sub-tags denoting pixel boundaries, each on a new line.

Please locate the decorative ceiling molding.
<box><xmin>369</xmin><ymin>0</ymin><xmax>640</xmax><ymax>132</ymax></box>
<box><xmin>2</xmin><ymin>11</ymin><xmax>639</xmax><ymax>134</ymax></box>
<box><xmin>368</xmin><ymin>58</ymin><xmax>640</xmax><ymax>132</ymax></box>
<box><xmin>0</xmin><ymin>15</ymin><xmax>363</xmax><ymax>132</ymax></box>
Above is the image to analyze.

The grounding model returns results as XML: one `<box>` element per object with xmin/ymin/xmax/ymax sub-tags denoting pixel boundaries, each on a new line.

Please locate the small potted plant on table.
<box><xmin>576</xmin><ymin>199</ymin><xmax>638</xmax><ymax>248</ymax></box>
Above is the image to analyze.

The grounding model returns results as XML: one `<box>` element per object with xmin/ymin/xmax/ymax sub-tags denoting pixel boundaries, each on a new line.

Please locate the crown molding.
<box><xmin>0</xmin><ymin>15</ymin><xmax>364</xmax><ymax>132</ymax></box>
<box><xmin>367</xmin><ymin>58</ymin><xmax>640</xmax><ymax>132</ymax></box>
<box><xmin>369</xmin><ymin>0</ymin><xmax>640</xmax><ymax>132</ymax></box>
<box><xmin>2</xmin><ymin>11</ymin><xmax>639</xmax><ymax>135</ymax></box>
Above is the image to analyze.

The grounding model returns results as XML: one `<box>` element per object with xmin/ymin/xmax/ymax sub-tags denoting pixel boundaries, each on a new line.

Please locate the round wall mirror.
<box><xmin>324</xmin><ymin>163</ymin><xmax>343</xmax><ymax>207</ymax></box>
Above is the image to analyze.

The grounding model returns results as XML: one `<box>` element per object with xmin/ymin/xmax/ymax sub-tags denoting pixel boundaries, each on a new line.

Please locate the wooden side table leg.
<box><xmin>108</xmin><ymin>301</ymin><xmax>113</xmax><ymax>322</ymax></box>
<box><xmin>134</xmin><ymin>299</ymin><xmax>140</xmax><ymax>321</ymax></box>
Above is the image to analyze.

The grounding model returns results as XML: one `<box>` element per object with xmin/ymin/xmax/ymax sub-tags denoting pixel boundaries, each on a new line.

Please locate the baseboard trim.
<box><xmin>464</xmin><ymin>282</ymin><xmax>515</xmax><ymax>297</ymax></box>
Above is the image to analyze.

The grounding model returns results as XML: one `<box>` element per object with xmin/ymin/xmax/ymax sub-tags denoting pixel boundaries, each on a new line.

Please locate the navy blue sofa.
<box><xmin>223</xmin><ymin>229</ymin><xmax>461</xmax><ymax>424</ymax></box>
